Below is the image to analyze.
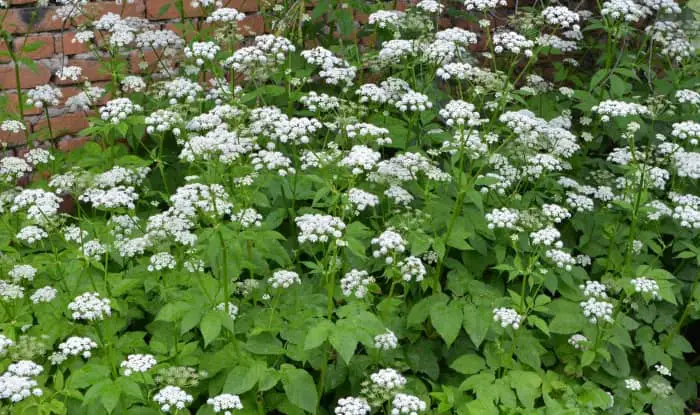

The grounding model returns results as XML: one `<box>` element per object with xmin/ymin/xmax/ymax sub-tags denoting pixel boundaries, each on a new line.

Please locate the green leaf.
<box><xmin>430</xmin><ymin>300</ymin><xmax>463</xmax><ymax>347</ymax></box>
<box><xmin>200</xmin><ymin>311</ymin><xmax>222</xmax><ymax>346</ymax></box>
<box><xmin>450</xmin><ymin>354</ymin><xmax>486</xmax><ymax>375</ymax></box>
<box><xmin>280</xmin><ymin>365</ymin><xmax>318</xmax><ymax>414</ymax></box>
<box><xmin>581</xmin><ymin>350</ymin><xmax>596</xmax><ymax>367</ymax></box>
<box><xmin>462</xmin><ymin>303</ymin><xmax>491</xmax><ymax>348</ymax></box>
<box><xmin>100</xmin><ymin>382</ymin><xmax>121</xmax><ymax>414</ymax></box>
<box><xmin>329</xmin><ymin>322</ymin><xmax>358</xmax><ymax>364</ymax></box>
<box><xmin>304</xmin><ymin>319</ymin><xmax>333</xmax><ymax>350</ymax></box>
<box><xmin>223</xmin><ymin>362</ymin><xmax>264</xmax><ymax>394</ymax></box>
<box><xmin>509</xmin><ymin>371</ymin><xmax>541</xmax><ymax>408</ymax></box>
<box><xmin>408</xmin><ymin>293</ymin><xmax>448</xmax><ymax>327</ymax></box>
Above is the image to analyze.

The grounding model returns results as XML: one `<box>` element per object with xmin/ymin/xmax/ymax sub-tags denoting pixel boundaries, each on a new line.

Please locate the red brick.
<box><xmin>55</xmin><ymin>32</ymin><xmax>92</xmax><ymax>55</ymax></box>
<box><xmin>2</xmin><ymin>9</ymin><xmax>31</xmax><ymax>34</ymax></box>
<box><xmin>0</xmin><ymin>63</ymin><xmax>52</xmax><ymax>89</ymax></box>
<box><xmin>0</xmin><ymin>121</ymin><xmax>30</xmax><ymax>146</ymax></box>
<box><xmin>65</xmin><ymin>59</ymin><xmax>111</xmax><ymax>83</ymax></box>
<box><xmin>128</xmin><ymin>50</ymin><xmax>161</xmax><ymax>74</ymax></box>
<box><xmin>5</xmin><ymin>92</ymin><xmax>43</xmax><ymax>116</ymax></box>
<box><xmin>33</xmin><ymin>112</ymin><xmax>91</xmax><ymax>139</ymax></box>
<box><xmin>13</xmin><ymin>35</ymin><xmax>55</xmax><ymax>59</ymax></box>
<box><xmin>147</xmin><ymin>0</ymin><xmax>256</xmax><ymax>20</ymax></box>
<box><xmin>0</xmin><ymin>42</ymin><xmax>9</xmax><ymax>64</ymax></box>
<box><xmin>10</xmin><ymin>0</ymin><xmax>38</xmax><ymax>4</ymax></box>
<box><xmin>239</xmin><ymin>14</ymin><xmax>264</xmax><ymax>35</ymax></box>
<box><xmin>58</xmin><ymin>136</ymin><xmax>90</xmax><ymax>151</ymax></box>
<box><xmin>77</xmin><ymin>0</ymin><xmax>146</xmax><ymax>24</ymax></box>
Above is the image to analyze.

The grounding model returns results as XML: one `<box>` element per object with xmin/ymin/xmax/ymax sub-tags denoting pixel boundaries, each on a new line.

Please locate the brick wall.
<box><xmin>0</xmin><ymin>0</ymin><xmax>265</xmax><ymax>153</ymax></box>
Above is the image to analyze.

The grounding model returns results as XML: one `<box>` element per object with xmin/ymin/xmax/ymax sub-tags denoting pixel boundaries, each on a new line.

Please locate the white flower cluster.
<box><xmin>397</xmin><ymin>256</ymin><xmax>426</xmax><ymax>282</ymax></box>
<box><xmin>121</xmin><ymin>354</ymin><xmax>157</xmax><ymax>376</ymax></box>
<box><xmin>207</xmin><ymin>393</ymin><xmax>244</xmax><ymax>414</ymax></box>
<box><xmin>8</xmin><ymin>265</ymin><xmax>37</xmax><ymax>283</ymax></box>
<box><xmin>416</xmin><ymin>0</ymin><xmax>444</xmax><ymax>13</ymax></box>
<box><xmin>374</xmin><ymin>330</ymin><xmax>398</xmax><ymax>350</ymax></box>
<box><xmin>530</xmin><ymin>227</ymin><xmax>562</xmax><ymax>247</ymax></box>
<box><xmin>17</xmin><ymin>225</ymin><xmax>48</xmax><ymax>245</ymax></box>
<box><xmin>153</xmin><ymin>386</ymin><xmax>194</xmax><ymax>413</ymax></box>
<box><xmin>206</xmin><ymin>8</ymin><xmax>245</xmax><ymax>23</ymax></box>
<box><xmin>0</xmin><ymin>281</ymin><xmax>24</xmax><ymax>301</ymax></box>
<box><xmin>1</xmin><ymin>120</ymin><xmax>25</xmax><ymax>134</ymax></box>
<box><xmin>268</xmin><ymin>270</ymin><xmax>301</xmax><ymax>289</ymax></box>
<box><xmin>26</xmin><ymin>85</ymin><xmax>62</xmax><ymax>108</ymax></box>
<box><xmin>372</xmin><ymin>229</ymin><xmax>406</xmax><ymax>263</ymax></box>
<box><xmin>671</xmin><ymin>121</ymin><xmax>700</xmax><ymax>144</ymax></box>
<box><xmin>542</xmin><ymin>204</ymin><xmax>569</xmax><ymax>224</ymax></box>
<box><xmin>340</xmin><ymin>269</ymin><xmax>375</xmax><ymax>298</ymax></box>
<box><xmin>346</xmin><ymin>123</ymin><xmax>391</xmax><ymax>145</ymax></box>
<box><xmin>625</xmin><ymin>378</ymin><xmax>642</xmax><ymax>391</ymax></box>
<box><xmin>300</xmin><ymin>92</ymin><xmax>341</xmax><ymax>112</ymax></box>
<box><xmin>0</xmin><ymin>372</ymin><xmax>42</xmax><ymax>403</ymax></box>
<box><xmin>630</xmin><ymin>277</ymin><xmax>660</xmax><ymax>299</ymax></box>
<box><xmin>99</xmin><ymin>98</ymin><xmax>143</xmax><ymax>124</ymax></box>
<box><xmin>335</xmin><ymin>396</ymin><xmax>371</xmax><ymax>415</ymax></box>
<box><xmin>295</xmin><ymin>214</ymin><xmax>346</xmax><ymax>244</ymax></box>
<box><xmin>601</xmin><ymin>0</ymin><xmax>651</xmax><ymax>22</ymax></box>
<box><xmin>347</xmin><ymin>188</ymin><xmax>379</xmax><ymax>215</ymax></box>
<box><xmin>676</xmin><ymin>89</ymin><xmax>700</xmax><ymax>105</ymax></box>
<box><xmin>592</xmin><ymin>100</ymin><xmax>649</xmax><ymax>122</ymax></box>
<box><xmin>463</xmin><ymin>0</ymin><xmax>506</xmax><ymax>11</ymax></box>
<box><xmin>391</xmin><ymin>393</ymin><xmax>427</xmax><ymax>415</ymax></box>
<box><xmin>580</xmin><ymin>297</ymin><xmax>614</xmax><ymax>324</ymax></box>
<box><xmin>30</xmin><ymin>286</ymin><xmax>57</xmax><ymax>304</ymax></box>
<box><xmin>148</xmin><ymin>252</ymin><xmax>177</xmax><ymax>272</ymax></box>
<box><xmin>368</xmin><ymin>10</ymin><xmax>404</xmax><ymax>28</ymax></box>
<box><xmin>568</xmin><ymin>334</ymin><xmax>588</xmax><ymax>350</ymax></box>
<box><xmin>370</xmin><ymin>368</ymin><xmax>407</xmax><ymax>390</ymax></box>
<box><xmin>215</xmin><ymin>302</ymin><xmax>239</xmax><ymax>320</ymax></box>
<box><xmin>493</xmin><ymin>307</ymin><xmax>521</xmax><ymax>329</ymax></box>
<box><xmin>493</xmin><ymin>31</ymin><xmax>534</xmax><ymax>57</ymax></box>
<box><xmin>146</xmin><ymin>109</ymin><xmax>183</xmax><ymax>136</ymax></box>
<box><xmin>170</xmin><ymin>183</ymin><xmax>233</xmax><ymax>218</ymax></box>
<box><xmin>545</xmin><ymin>249</ymin><xmax>576</xmax><ymax>270</ymax></box>
<box><xmin>55</xmin><ymin>336</ymin><xmax>98</xmax><ymax>361</ymax></box>
<box><xmin>394</xmin><ymin>91</ymin><xmax>433</xmax><ymax>113</ymax></box>
<box><xmin>185</xmin><ymin>41</ymin><xmax>220</xmax><ymax>65</ymax></box>
<box><xmin>580</xmin><ymin>281</ymin><xmax>608</xmax><ymax>298</ymax></box>
<box><xmin>439</xmin><ymin>100</ymin><xmax>483</xmax><ymax>127</ymax></box>
<box><xmin>486</xmin><ymin>208</ymin><xmax>520</xmax><ymax>229</ymax></box>
<box><xmin>68</xmin><ymin>292</ymin><xmax>112</xmax><ymax>321</ymax></box>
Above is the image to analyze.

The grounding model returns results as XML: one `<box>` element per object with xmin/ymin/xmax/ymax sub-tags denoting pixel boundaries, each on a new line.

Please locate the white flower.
<box><xmin>370</xmin><ymin>368</ymin><xmax>406</xmax><ymax>390</ymax></box>
<box><xmin>8</xmin><ymin>265</ymin><xmax>37</xmax><ymax>283</ymax></box>
<box><xmin>368</xmin><ymin>10</ymin><xmax>404</xmax><ymax>28</ymax></box>
<box><xmin>68</xmin><ymin>292</ymin><xmax>112</xmax><ymax>321</ymax></box>
<box><xmin>0</xmin><ymin>281</ymin><xmax>24</xmax><ymax>301</ymax></box>
<box><xmin>580</xmin><ymin>297</ymin><xmax>614</xmax><ymax>324</ymax></box>
<box><xmin>0</xmin><ymin>335</ymin><xmax>13</xmax><ymax>355</ymax></box>
<box><xmin>391</xmin><ymin>393</ymin><xmax>427</xmax><ymax>415</ymax></box>
<box><xmin>676</xmin><ymin>89</ymin><xmax>700</xmax><ymax>105</ymax></box>
<box><xmin>654</xmin><ymin>364</ymin><xmax>671</xmax><ymax>376</ymax></box>
<box><xmin>207</xmin><ymin>393</ymin><xmax>243</xmax><ymax>413</ymax></box>
<box><xmin>0</xmin><ymin>157</ymin><xmax>32</xmax><ymax>182</ymax></box>
<box><xmin>394</xmin><ymin>91</ymin><xmax>433</xmax><ymax>113</ymax></box>
<box><xmin>121</xmin><ymin>354</ymin><xmax>157</xmax><ymax>376</ymax></box>
<box><xmin>592</xmin><ymin>100</ymin><xmax>649</xmax><ymax>122</ymax></box>
<box><xmin>1</xmin><ymin>120</ymin><xmax>26</xmax><ymax>134</ymax></box>
<box><xmin>568</xmin><ymin>334</ymin><xmax>588</xmax><ymax>349</ymax></box>
<box><xmin>148</xmin><ymin>252</ymin><xmax>177</xmax><ymax>272</ymax></box>
<box><xmin>486</xmin><ymin>208</ymin><xmax>520</xmax><ymax>229</ymax></box>
<box><xmin>153</xmin><ymin>386</ymin><xmax>194</xmax><ymax>413</ymax></box>
<box><xmin>170</xmin><ymin>183</ymin><xmax>232</xmax><ymax>218</ymax></box>
<box><xmin>16</xmin><ymin>226</ymin><xmax>48</xmax><ymax>244</ymax></box>
<box><xmin>493</xmin><ymin>31</ymin><xmax>534</xmax><ymax>56</ymax></box>
<box><xmin>56</xmin><ymin>336</ymin><xmax>98</xmax><ymax>360</ymax></box>
<box><xmin>493</xmin><ymin>307</ymin><xmax>521</xmax><ymax>329</ymax></box>
<box><xmin>0</xmin><ymin>372</ymin><xmax>42</xmax><ymax>403</ymax></box>
<box><xmin>347</xmin><ymin>188</ymin><xmax>379</xmax><ymax>215</ymax></box>
<box><xmin>580</xmin><ymin>281</ymin><xmax>608</xmax><ymax>299</ymax></box>
<box><xmin>624</xmin><ymin>378</ymin><xmax>642</xmax><ymax>391</ymax></box>
<box><xmin>206</xmin><ymin>8</ymin><xmax>246</xmax><ymax>23</ymax></box>
<box><xmin>30</xmin><ymin>286</ymin><xmax>57</xmax><ymax>304</ymax></box>
<box><xmin>463</xmin><ymin>0</ymin><xmax>505</xmax><ymax>11</ymax></box>
<box><xmin>99</xmin><ymin>98</ymin><xmax>142</xmax><ymax>124</ymax></box>
<box><xmin>268</xmin><ymin>270</ymin><xmax>301</xmax><ymax>289</ymax></box>
<box><xmin>26</xmin><ymin>85</ymin><xmax>62</xmax><ymax>108</ymax></box>
<box><xmin>630</xmin><ymin>277</ymin><xmax>660</xmax><ymax>299</ymax></box>
<box><xmin>339</xmin><ymin>145</ymin><xmax>381</xmax><ymax>174</ymax></box>
<box><xmin>374</xmin><ymin>330</ymin><xmax>398</xmax><ymax>350</ymax></box>
<box><xmin>295</xmin><ymin>214</ymin><xmax>346</xmax><ymax>244</ymax></box>
<box><xmin>371</xmin><ymin>229</ymin><xmax>406</xmax><ymax>264</ymax></box>
<box><xmin>214</xmin><ymin>302</ymin><xmax>239</xmax><ymax>320</ymax></box>
<box><xmin>397</xmin><ymin>256</ymin><xmax>426</xmax><ymax>282</ymax></box>
<box><xmin>55</xmin><ymin>65</ymin><xmax>83</xmax><ymax>81</ymax></box>
<box><xmin>335</xmin><ymin>396</ymin><xmax>370</xmax><ymax>415</ymax></box>
<box><xmin>416</xmin><ymin>0</ymin><xmax>444</xmax><ymax>13</ymax></box>
<box><xmin>530</xmin><ymin>227</ymin><xmax>561</xmax><ymax>247</ymax></box>
<box><xmin>439</xmin><ymin>100</ymin><xmax>483</xmax><ymax>127</ymax></box>
<box><xmin>184</xmin><ymin>41</ymin><xmax>220</xmax><ymax>65</ymax></box>
<box><xmin>340</xmin><ymin>270</ymin><xmax>375</xmax><ymax>299</ymax></box>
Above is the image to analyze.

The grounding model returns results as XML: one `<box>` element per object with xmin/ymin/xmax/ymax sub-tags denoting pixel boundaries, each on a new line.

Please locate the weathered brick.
<box><xmin>58</xmin><ymin>136</ymin><xmax>90</xmax><ymax>151</ymax></box>
<box><xmin>239</xmin><ymin>14</ymin><xmax>264</xmax><ymax>35</ymax></box>
<box><xmin>0</xmin><ymin>121</ymin><xmax>30</xmax><ymax>146</ymax></box>
<box><xmin>64</xmin><ymin>59</ymin><xmax>111</xmax><ymax>83</ymax></box>
<box><xmin>33</xmin><ymin>112</ymin><xmax>91</xmax><ymax>139</ymax></box>
<box><xmin>54</xmin><ymin>32</ymin><xmax>92</xmax><ymax>55</ymax></box>
<box><xmin>147</xmin><ymin>0</ymin><xmax>256</xmax><ymax>20</ymax></box>
<box><xmin>13</xmin><ymin>35</ymin><xmax>55</xmax><ymax>59</ymax></box>
<box><xmin>0</xmin><ymin>62</ymin><xmax>52</xmax><ymax>89</ymax></box>
<box><xmin>128</xmin><ymin>50</ymin><xmax>161</xmax><ymax>74</ymax></box>
<box><xmin>5</xmin><ymin>92</ymin><xmax>43</xmax><ymax>116</ymax></box>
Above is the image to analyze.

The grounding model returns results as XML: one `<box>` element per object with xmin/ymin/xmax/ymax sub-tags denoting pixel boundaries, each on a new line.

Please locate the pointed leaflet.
<box><xmin>430</xmin><ymin>300</ymin><xmax>463</xmax><ymax>347</ymax></box>
<box><xmin>280</xmin><ymin>364</ymin><xmax>318</xmax><ymax>414</ymax></box>
<box><xmin>462</xmin><ymin>303</ymin><xmax>491</xmax><ymax>348</ymax></box>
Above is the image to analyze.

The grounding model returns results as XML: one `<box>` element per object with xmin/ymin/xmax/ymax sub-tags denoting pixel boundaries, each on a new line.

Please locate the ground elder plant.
<box><xmin>0</xmin><ymin>0</ymin><xmax>699</xmax><ymax>414</ymax></box>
